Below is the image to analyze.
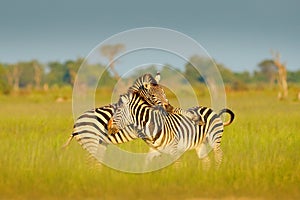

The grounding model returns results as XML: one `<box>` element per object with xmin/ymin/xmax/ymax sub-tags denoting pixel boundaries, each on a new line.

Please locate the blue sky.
<box><xmin>0</xmin><ymin>0</ymin><xmax>299</xmax><ymax>72</ymax></box>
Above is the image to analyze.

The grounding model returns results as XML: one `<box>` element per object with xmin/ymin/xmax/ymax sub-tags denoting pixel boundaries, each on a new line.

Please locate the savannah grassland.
<box><xmin>0</xmin><ymin>88</ymin><xmax>299</xmax><ymax>200</ymax></box>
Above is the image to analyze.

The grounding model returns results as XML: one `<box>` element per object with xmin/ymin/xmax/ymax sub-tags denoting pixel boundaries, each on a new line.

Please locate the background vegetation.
<box><xmin>0</xmin><ymin>55</ymin><xmax>300</xmax><ymax>95</ymax></box>
<box><xmin>0</xmin><ymin>89</ymin><xmax>299</xmax><ymax>200</ymax></box>
<box><xmin>1</xmin><ymin>52</ymin><xmax>299</xmax><ymax>199</ymax></box>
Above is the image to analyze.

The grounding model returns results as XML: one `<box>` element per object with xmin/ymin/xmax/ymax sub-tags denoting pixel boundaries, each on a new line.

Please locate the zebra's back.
<box><xmin>72</xmin><ymin>104</ymin><xmax>138</xmax><ymax>156</ymax></box>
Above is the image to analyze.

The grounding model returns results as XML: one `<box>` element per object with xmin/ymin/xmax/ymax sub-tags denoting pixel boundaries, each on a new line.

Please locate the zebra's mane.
<box><xmin>121</xmin><ymin>90</ymin><xmax>167</xmax><ymax>115</ymax></box>
<box><xmin>127</xmin><ymin>73</ymin><xmax>158</xmax><ymax>93</ymax></box>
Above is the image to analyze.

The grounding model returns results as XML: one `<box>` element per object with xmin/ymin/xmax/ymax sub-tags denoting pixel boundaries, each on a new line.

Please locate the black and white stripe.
<box><xmin>63</xmin><ymin>73</ymin><xmax>171</xmax><ymax>158</ymax></box>
<box><xmin>70</xmin><ymin>105</ymin><xmax>138</xmax><ymax>155</ymax></box>
<box><xmin>110</xmin><ymin>91</ymin><xmax>235</xmax><ymax>168</ymax></box>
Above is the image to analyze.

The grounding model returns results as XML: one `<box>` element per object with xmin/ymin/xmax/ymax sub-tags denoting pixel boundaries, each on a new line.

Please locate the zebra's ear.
<box><xmin>120</xmin><ymin>95</ymin><xmax>126</xmax><ymax>104</ymax></box>
<box><xmin>155</xmin><ymin>71</ymin><xmax>161</xmax><ymax>83</ymax></box>
<box><xmin>120</xmin><ymin>94</ymin><xmax>130</xmax><ymax>104</ymax></box>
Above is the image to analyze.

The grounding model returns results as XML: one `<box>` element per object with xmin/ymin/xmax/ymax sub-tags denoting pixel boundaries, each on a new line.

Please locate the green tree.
<box><xmin>185</xmin><ymin>55</ymin><xmax>237</xmax><ymax>84</ymax></box>
<box><xmin>97</xmin><ymin>66</ymin><xmax>117</xmax><ymax>87</ymax></box>
<box><xmin>234</xmin><ymin>71</ymin><xmax>252</xmax><ymax>84</ymax></box>
<box><xmin>0</xmin><ymin>64</ymin><xmax>10</xmax><ymax>94</ymax></box>
<box><xmin>252</xmin><ymin>70</ymin><xmax>266</xmax><ymax>83</ymax></box>
<box><xmin>5</xmin><ymin>63</ymin><xmax>22</xmax><ymax>91</ymax></box>
<box><xmin>287</xmin><ymin>70</ymin><xmax>300</xmax><ymax>83</ymax></box>
<box><xmin>184</xmin><ymin>55</ymin><xmax>208</xmax><ymax>83</ymax></box>
<box><xmin>160</xmin><ymin>64</ymin><xmax>183</xmax><ymax>80</ymax></box>
<box><xmin>65</xmin><ymin>58</ymin><xmax>84</xmax><ymax>86</ymax></box>
<box><xmin>32</xmin><ymin>60</ymin><xmax>44</xmax><ymax>89</ymax></box>
<box><xmin>258</xmin><ymin>59</ymin><xmax>277</xmax><ymax>86</ymax></box>
<box><xmin>217</xmin><ymin>63</ymin><xmax>236</xmax><ymax>84</ymax></box>
<box><xmin>46</xmin><ymin>61</ymin><xmax>68</xmax><ymax>86</ymax></box>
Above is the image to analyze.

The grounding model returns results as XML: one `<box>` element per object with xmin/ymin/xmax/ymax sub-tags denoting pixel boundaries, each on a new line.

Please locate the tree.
<box><xmin>234</xmin><ymin>71</ymin><xmax>252</xmax><ymax>84</ymax></box>
<box><xmin>217</xmin><ymin>63</ymin><xmax>236</xmax><ymax>84</ymax></box>
<box><xmin>5</xmin><ymin>65</ymin><xmax>13</xmax><ymax>89</ymax></box>
<box><xmin>100</xmin><ymin>44</ymin><xmax>125</xmax><ymax>79</ymax></box>
<box><xmin>46</xmin><ymin>61</ymin><xmax>68</xmax><ymax>86</ymax></box>
<box><xmin>185</xmin><ymin>55</ymin><xmax>238</xmax><ymax>84</ymax></box>
<box><xmin>258</xmin><ymin>59</ymin><xmax>277</xmax><ymax>86</ymax></box>
<box><xmin>32</xmin><ymin>60</ymin><xmax>44</xmax><ymax>89</ymax></box>
<box><xmin>13</xmin><ymin>65</ymin><xmax>21</xmax><ymax>91</ymax></box>
<box><xmin>184</xmin><ymin>55</ymin><xmax>208</xmax><ymax>83</ymax></box>
<box><xmin>287</xmin><ymin>70</ymin><xmax>300</xmax><ymax>83</ymax></box>
<box><xmin>271</xmin><ymin>50</ymin><xmax>288</xmax><ymax>99</ymax></box>
<box><xmin>0</xmin><ymin>64</ymin><xmax>10</xmax><ymax>94</ymax></box>
<box><xmin>65</xmin><ymin>58</ymin><xmax>84</xmax><ymax>86</ymax></box>
<box><xmin>160</xmin><ymin>64</ymin><xmax>183</xmax><ymax>80</ymax></box>
<box><xmin>6</xmin><ymin>64</ymin><xmax>23</xmax><ymax>91</ymax></box>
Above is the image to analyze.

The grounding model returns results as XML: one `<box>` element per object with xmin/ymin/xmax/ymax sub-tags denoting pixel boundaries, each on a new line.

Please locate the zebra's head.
<box><xmin>107</xmin><ymin>73</ymin><xmax>169</xmax><ymax>135</ymax></box>
<box><xmin>128</xmin><ymin>73</ymin><xmax>169</xmax><ymax>109</ymax></box>
<box><xmin>108</xmin><ymin>93</ymin><xmax>134</xmax><ymax>134</ymax></box>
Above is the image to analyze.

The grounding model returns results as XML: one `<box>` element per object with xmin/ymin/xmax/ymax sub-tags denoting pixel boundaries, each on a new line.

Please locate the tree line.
<box><xmin>0</xmin><ymin>58</ymin><xmax>115</xmax><ymax>94</ymax></box>
<box><xmin>0</xmin><ymin>55</ymin><xmax>299</xmax><ymax>95</ymax></box>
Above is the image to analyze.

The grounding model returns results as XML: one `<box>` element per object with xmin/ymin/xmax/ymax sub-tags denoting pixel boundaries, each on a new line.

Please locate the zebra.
<box><xmin>63</xmin><ymin>73</ymin><xmax>200</xmax><ymax>160</ymax></box>
<box><xmin>108</xmin><ymin>91</ymin><xmax>235</xmax><ymax>169</ymax></box>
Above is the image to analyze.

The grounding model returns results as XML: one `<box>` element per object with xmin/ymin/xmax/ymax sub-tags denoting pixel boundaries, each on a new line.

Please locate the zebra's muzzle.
<box><xmin>164</xmin><ymin>103</ymin><xmax>174</xmax><ymax>113</ymax></box>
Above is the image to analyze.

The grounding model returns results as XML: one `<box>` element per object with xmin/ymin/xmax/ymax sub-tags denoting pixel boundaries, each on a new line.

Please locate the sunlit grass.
<box><xmin>0</xmin><ymin>90</ymin><xmax>299</xmax><ymax>199</ymax></box>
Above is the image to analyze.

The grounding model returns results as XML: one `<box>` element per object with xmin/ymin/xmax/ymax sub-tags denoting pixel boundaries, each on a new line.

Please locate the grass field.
<box><xmin>0</xmin><ymin>90</ymin><xmax>299</xmax><ymax>200</ymax></box>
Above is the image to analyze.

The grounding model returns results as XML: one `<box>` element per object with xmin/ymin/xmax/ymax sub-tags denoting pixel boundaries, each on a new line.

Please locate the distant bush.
<box><xmin>231</xmin><ymin>80</ymin><xmax>249</xmax><ymax>91</ymax></box>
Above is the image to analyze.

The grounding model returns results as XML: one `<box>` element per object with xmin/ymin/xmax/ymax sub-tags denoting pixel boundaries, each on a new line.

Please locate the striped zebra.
<box><xmin>63</xmin><ymin>73</ymin><xmax>200</xmax><ymax>160</ymax></box>
<box><xmin>108</xmin><ymin>91</ymin><xmax>235</xmax><ymax>168</ymax></box>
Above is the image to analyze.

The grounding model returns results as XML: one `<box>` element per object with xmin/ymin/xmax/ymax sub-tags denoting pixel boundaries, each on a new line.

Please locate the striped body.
<box><xmin>64</xmin><ymin>72</ymin><xmax>211</xmax><ymax>165</ymax></box>
<box><xmin>72</xmin><ymin>104</ymin><xmax>138</xmax><ymax>156</ymax></box>
<box><xmin>111</xmin><ymin>92</ymin><xmax>234</xmax><ymax>168</ymax></box>
<box><xmin>64</xmin><ymin>73</ymin><xmax>191</xmax><ymax>159</ymax></box>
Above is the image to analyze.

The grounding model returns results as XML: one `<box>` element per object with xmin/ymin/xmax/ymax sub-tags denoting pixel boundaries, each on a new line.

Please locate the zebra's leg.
<box><xmin>86</xmin><ymin>142</ymin><xmax>108</xmax><ymax>170</ymax></box>
<box><xmin>172</xmin><ymin>139</ymin><xmax>183</xmax><ymax>168</ymax></box>
<box><xmin>95</xmin><ymin>142</ymin><xmax>107</xmax><ymax>162</ymax></box>
<box><xmin>137</xmin><ymin>128</ymin><xmax>149</xmax><ymax>140</ymax></box>
<box><xmin>136</xmin><ymin>128</ymin><xmax>158</xmax><ymax>150</ymax></box>
<box><xmin>208</xmin><ymin>131</ymin><xmax>223</xmax><ymax>169</ymax></box>
<box><xmin>145</xmin><ymin>148</ymin><xmax>162</xmax><ymax>166</ymax></box>
<box><xmin>213</xmin><ymin>144</ymin><xmax>223</xmax><ymax>169</ymax></box>
<box><xmin>201</xmin><ymin>156</ymin><xmax>211</xmax><ymax>170</ymax></box>
<box><xmin>83</xmin><ymin>139</ymin><xmax>108</xmax><ymax>163</ymax></box>
<box><xmin>86</xmin><ymin>153</ymin><xmax>103</xmax><ymax>170</ymax></box>
<box><xmin>196</xmin><ymin>143</ymin><xmax>211</xmax><ymax>170</ymax></box>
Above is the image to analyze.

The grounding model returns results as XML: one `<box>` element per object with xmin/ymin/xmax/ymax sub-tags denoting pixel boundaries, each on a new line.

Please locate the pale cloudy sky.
<box><xmin>0</xmin><ymin>0</ymin><xmax>299</xmax><ymax>72</ymax></box>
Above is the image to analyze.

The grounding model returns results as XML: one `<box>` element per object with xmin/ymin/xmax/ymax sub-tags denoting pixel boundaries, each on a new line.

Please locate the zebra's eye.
<box><xmin>143</xmin><ymin>82</ymin><xmax>151</xmax><ymax>89</ymax></box>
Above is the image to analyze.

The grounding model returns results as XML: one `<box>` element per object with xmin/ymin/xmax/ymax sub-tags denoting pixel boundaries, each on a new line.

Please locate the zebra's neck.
<box><xmin>129</xmin><ymin>92</ymin><xmax>165</xmax><ymax>140</ymax></box>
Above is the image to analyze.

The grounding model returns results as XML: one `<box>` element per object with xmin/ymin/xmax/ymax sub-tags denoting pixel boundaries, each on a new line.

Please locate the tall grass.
<box><xmin>0</xmin><ymin>90</ymin><xmax>299</xmax><ymax>199</ymax></box>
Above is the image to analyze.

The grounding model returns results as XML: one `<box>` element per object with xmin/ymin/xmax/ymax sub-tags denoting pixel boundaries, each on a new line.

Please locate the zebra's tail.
<box><xmin>218</xmin><ymin>108</ymin><xmax>235</xmax><ymax>126</ymax></box>
<box><xmin>62</xmin><ymin>135</ymin><xmax>74</xmax><ymax>149</ymax></box>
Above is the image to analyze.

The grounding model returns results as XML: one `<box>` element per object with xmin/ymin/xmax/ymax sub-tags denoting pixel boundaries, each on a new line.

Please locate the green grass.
<box><xmin>0</xmin><ymin>90</ymin><xmax>299</xmax><ymax>199</ymax></box>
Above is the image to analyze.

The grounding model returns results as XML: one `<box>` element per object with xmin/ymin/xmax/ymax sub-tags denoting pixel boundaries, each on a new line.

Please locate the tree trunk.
<box><xmin>12</xmin><ymin>65</ymin><xmax>21</xmax><ymax>92</ymax></box>
<box><xmin>109</xmin><ymin>56</ymin><xmax>120</xmax><ymax>80</ymax></box>
<box><xmin>275</xmin><ymin>63</ymin><xmax>288</xmax><ymax>99</ymax></box>
<box><xmin>271</xmin><ymin>51</ymin><xmax>288</xmax><ymax>100</ymax></box>
<box><xmin>69</xmin><ymin>69</ymin><xmax>77</xmax><ymax>86</ymax></box>
<box><xmin>5</xmin><ymin>70</ymin><xmax>13</xmax><ymax>88</ymax></box>
<box><xmin>33</xmin><ymin>63</ymin><xmax>41</xmax><ymax>90</ymax></box>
